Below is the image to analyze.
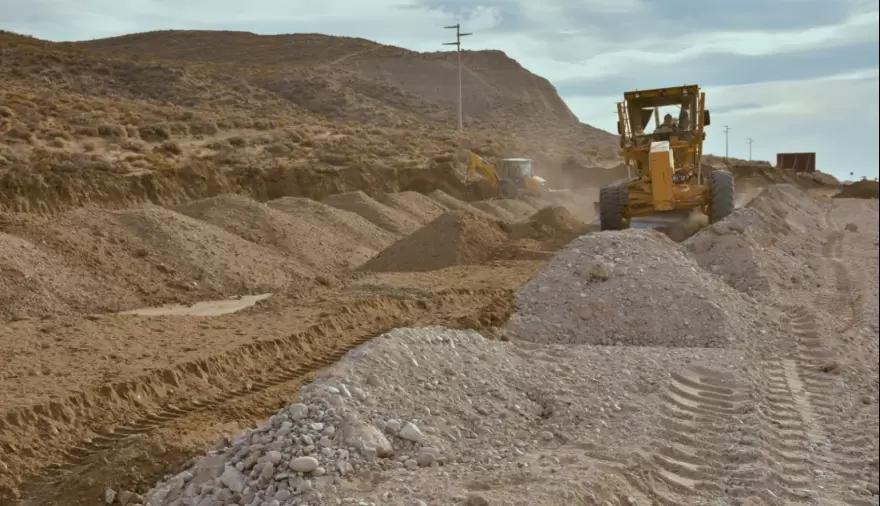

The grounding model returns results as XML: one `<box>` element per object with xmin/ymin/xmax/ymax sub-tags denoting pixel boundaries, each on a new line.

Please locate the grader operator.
<box><xmin>599</xmin><ymin>84</ymin><xmax>735</xmax><ymax>230</ymax></box>
<box><xmin>465</xmin><ymin>151</ymin><xmax>546</xmax><ymax>199</ymax></box>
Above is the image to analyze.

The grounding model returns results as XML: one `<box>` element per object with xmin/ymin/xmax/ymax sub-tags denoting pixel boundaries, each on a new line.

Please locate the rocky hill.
<box><xmin>0</xmin><ymin>29</ymin><xmax>625</xmax><ymax>213</ymax></box>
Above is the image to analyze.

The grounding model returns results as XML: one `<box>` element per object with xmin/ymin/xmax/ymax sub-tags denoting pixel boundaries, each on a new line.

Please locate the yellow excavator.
<box><xmin>599</xmin><ymin>84</ymin><xmax>735</xmax><ymax>230</ymax></box>
<box><xmin>465</xmin><ymin>151</ymin><xmax>546</xmax><ymax>199</ymax></box>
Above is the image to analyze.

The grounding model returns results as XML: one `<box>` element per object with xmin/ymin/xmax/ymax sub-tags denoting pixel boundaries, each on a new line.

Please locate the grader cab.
<box><xmin>599</xmin><ymin>85</ymin><xmax>735</xmax><ymax>230</ymax></box>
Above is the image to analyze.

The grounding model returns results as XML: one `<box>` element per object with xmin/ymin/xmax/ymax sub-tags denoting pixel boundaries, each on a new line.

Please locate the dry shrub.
<box><xmin>74</xmin><ymin>125</ymin><xmax>99</xmax><ymax>137</ymax></box>
<box><xmin>317</xmin><ymin>151</ymin><xmax>347</xmax><ymax>165</ymax></box>
<box><xmin>156</xmin><ymin>140</ymin><xmax>183</xmax><ymax>155</ymax></box>
<box><xmin>228</xmin><ymin>136</ymin><xmax>248</xmax><ymax>147</ymax></box>
<box><xmin>205</xmin><ymin>140</ymin><xmax>228</xmax><ymax>150</ymax></box>
<box><xmin>97</xmin><ymin>123</ymin><xmax>127</xmax><ymax>137</ymax></box>
<box><xmin>264</xmin><ymin>143</ymin><xmax>290</xmax><ymax>155</ymax></box>
<box><xmin>138</xmin><ymin>123</ymin><xmax>171</xmax><ymax>142</ymax></box>
<box><xmin>121</xmin><ymin>139</ymin><xmax>147</xmax><ymax>152</ymax></box>
<box><xmin>189</xmin><ymin>119</ymin><xmax>219</xmax><ymax>135</ymax></box>
<box><xmin>168</xmin><ymin>122</ymin><xmax>190</xmax><ymax>136</ymax></box>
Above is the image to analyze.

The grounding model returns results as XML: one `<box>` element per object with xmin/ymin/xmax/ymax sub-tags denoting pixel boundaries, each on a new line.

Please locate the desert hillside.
<box><xmin>1</xmin><ymin>29</ymin><xmax>625</xmax><ymax>214</ymax></box>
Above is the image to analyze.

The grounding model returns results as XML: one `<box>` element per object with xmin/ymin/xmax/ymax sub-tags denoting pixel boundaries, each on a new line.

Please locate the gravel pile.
<box><xmin>504</xmin><ymin>229</ymin><xmax>758</xmax><ymax>348</ymax></box>
<box><xmin>140</xmin><ymin>326</ymin><xmax>739</xmax><ymax>506</ymax></box>
<box><xmin>685</xmin><ymin>185</ymin><xmax>828</xmax><ymax>304</ymax></box>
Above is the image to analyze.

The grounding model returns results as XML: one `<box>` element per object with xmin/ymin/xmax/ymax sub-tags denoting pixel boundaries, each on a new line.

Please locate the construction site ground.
<box><xmin>1</xmin><ymin>183</ymin><xmax>877</xmax><ymax>506</ymax></box>
<box><xmin>1</xmin><ymin>28</ymin><xmax>877</xmax><ymax>506</ymax></box>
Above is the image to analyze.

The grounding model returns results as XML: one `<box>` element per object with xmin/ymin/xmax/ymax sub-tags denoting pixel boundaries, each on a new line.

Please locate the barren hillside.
<box><xmin>0</xmin><ymin>29</ymin><xmax>625</xmax><ymax>214</ymax></box>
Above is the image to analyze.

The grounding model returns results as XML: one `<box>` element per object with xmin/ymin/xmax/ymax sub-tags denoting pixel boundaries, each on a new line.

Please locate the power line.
<box><xmin>746</xmin><ymin>137</ymin><xmax>753</xmax><ymax>161</ymax></box>
<box><xmin>443</xmin><ymin>23</ymin><xmax>472</xmax><ymax>135</ymax></box>
<box><xmin>722</xmin><ymin>125</ymin><xmax>732</xmax><ymax>157</ymax></box>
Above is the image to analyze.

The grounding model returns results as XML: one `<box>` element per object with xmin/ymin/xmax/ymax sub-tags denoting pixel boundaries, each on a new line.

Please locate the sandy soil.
<box><xmin>129</xmin><ymin>186</ymin><xmax>879</xmax><ymax>506</ymax></box>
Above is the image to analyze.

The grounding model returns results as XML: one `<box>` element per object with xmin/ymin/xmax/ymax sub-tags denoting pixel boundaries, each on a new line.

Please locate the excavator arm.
<box><xmin>466</xmin><ymin>152</ymin><xmax>501</xmax><ymax>191</ymax></box>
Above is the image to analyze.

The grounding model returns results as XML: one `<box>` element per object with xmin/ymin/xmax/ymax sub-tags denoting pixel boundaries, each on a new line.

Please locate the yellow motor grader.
<box><xmin>465</xmin><ymin>151</ymin><xmax>546</xmax><ymax>200</ymax></box>
<box><xmin>598</xmin><ymin>84</ymin><xmax>735</xmax><ymax>230</ymax></box>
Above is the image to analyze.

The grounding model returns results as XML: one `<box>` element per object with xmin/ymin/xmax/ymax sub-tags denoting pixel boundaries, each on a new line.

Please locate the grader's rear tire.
<box><xmin>709</xmin><ymin>170</ymin><xmax>735</xmax><ymax>223</ymax></box>
<box><xmin>599</xmin><ymin>185</ymin><xmax>629</xmax><ymax>231</ymax></box>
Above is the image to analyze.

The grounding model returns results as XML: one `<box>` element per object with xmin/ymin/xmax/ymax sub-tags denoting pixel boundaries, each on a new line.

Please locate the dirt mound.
<box><xmin>174</xmin><ymin>194</ymin><xmax>381</xmax><ymax>274</ymax></box>
<box><xmin>361</xmin><ymin>210</ymin><xmax>509</xmax><ymax>272</ymax></box>
<box><xmin>835</xmin><ymin>180</ymin><xmax>879</xmax><ymax>199</ymax></box>
<box><xmin>704</xmin><ymin>155</ymin><xmax>841</xmax><ymax>191</ymax></box>
<box><xmin>322</xmin><ymin>191</ymin><xmax>421</xmax><ymax>236</ymax></box>
<box><xmin>378</xmin><ymin>191</ymin><xmax>449</xmax><ymax>225</ymax></box>
<box><xmin>0</xmin><ymin>206</ymin><xmax>313</xmax><ymax>315</ymax></box>
<box><xmin>471</xmin><ymin>201</ymin><xmax>518</xmax><ymax>221</ymax></box>
<box><xmin>505</xmin><ymin>205</ymin><xmax>589</xmax><ymax>250</ymax></box>
<box><xmin>427</xmin><ymin>190</ymin><xmax>496</xmax><ymax>219</ymax></box>
<box><xmin>505</xmin><ymin>229</ymin><xmax>760</xmax><ymax>347</ymax></box>
<box><xmin>266</xmin><ymin>196</ymin><xmax>397</xmax><ymax>253</ymax></box>
<box><xmin>493</xmin><ymin>198</ymin><xmax>538</xmax><ymax>220</ymax></box>
<box><xmin>0</xmin><ymin>232</ymin><xmax>112</xmax><ymax>320</ymax></box>
<box><xmin>686</xmin><ymin>185</ymin><xmax>826</xmax><ymax>302</ymax></box>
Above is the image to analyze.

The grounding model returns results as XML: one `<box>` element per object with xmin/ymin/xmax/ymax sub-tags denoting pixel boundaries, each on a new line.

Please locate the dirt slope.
<box><xmin>834</xmin><ymin>179</ymin><xmax>879</xmax><ymax>199</ymax></box>
<box><xmin>1</xmin><ymin>29</ymin><xmax>624</xmax><ymax>217</ymax></box>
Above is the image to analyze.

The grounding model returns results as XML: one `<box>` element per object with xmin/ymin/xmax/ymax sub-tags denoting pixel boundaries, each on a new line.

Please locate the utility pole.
<box><xmin>444</xmin><ymin>24</ymin><xmax>472</xmax><ymax>135</ymax></box>
<box><xmin>722</xmin><ymin>125</ymin><xmax>731</xmax><ymax>157</ymax></box>
<box><xmin>746</xmin><ymin>137</ymin><xmax>753</xmax><ymax>161</ymax></box>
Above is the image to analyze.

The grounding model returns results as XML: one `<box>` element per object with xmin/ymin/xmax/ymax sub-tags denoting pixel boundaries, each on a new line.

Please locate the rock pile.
<box><xmin>504</xmin><ymin>229</ymin><xmax>758</xmax><ymax>348</ymax></box>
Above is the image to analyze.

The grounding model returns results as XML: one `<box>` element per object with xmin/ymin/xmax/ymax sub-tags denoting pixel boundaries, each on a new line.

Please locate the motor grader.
<box><xmin>598</xmin><ymin>84</ymin><xmax>735</xmax><ymax>231</ymax></box>
<box><xmin>465</xmin><ymin>151</ymin><xmax>547</xmax><ymax>199</ymax></box>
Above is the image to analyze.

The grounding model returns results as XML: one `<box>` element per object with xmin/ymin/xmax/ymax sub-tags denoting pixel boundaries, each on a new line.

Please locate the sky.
<box><xmin>2</xmin><ymin>0</ymin><xmax>878</xmax><ymax>180</ymax></box>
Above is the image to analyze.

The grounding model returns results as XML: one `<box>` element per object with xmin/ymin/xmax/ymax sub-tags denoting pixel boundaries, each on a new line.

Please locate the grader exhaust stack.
<box><xmin>598</xmin><ymin>85</ymin><xmax>735</xmax><ymax>231</ymax></box>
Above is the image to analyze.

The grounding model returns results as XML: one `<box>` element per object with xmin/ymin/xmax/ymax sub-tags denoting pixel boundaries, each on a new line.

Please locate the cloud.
<box><xmin>0</xmin><ymin>0</ymin><xmax>877</xmax><ymax>179</ymax></box>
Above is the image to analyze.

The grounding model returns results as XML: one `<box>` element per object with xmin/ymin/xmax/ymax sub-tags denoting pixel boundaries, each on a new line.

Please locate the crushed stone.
<box><xmin>504</xmin><ymin>229</ymin><xmax>759</xmax><ymax>348</ymax></box>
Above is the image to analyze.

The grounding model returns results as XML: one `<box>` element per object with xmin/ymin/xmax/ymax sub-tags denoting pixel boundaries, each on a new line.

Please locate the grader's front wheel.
<box><xmin>599</xmin><ymin>184</ymin><xmax>630</xmax><ymax>231</ymax></box>
<box><xmin>708</xmin><ymin>169</ymin><xmax>735</xmax><ymax>223</ymax></box>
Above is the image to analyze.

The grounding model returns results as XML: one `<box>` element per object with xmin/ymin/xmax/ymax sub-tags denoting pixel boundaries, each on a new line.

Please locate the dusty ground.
<box><xmin>0</xmin><ymin>182</ymin><xmax>588</xmax><ymax>505</ymax></box>
<box><xmin>129</xmin><ymin>186</ymin><xmax>878</xmax><ymax>506</ymax></box>
<box><xmin>0</xmin><ymin>26</ymin><xmax>865</xmax><ymax>506</ymax></box>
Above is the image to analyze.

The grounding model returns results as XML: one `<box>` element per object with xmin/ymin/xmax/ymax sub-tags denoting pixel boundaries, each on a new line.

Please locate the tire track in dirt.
<box><xmin>807</xmin><ymin>223</ymin><xmax>878</xmax><ymax>504</ymax></box>
<box><xmin>783</xmin><ymin>306</ymin><xmax>878</xmax><ymax>505</ymax></box>
<box><xmin>4</xmin><ymin>287</ymin><xmax>516</xmax><ymax>506</ymax></box>
<box><xmin>580</xmin><ymin>365</ymin><xmax>752</xmax><ymax>505</ymax></box>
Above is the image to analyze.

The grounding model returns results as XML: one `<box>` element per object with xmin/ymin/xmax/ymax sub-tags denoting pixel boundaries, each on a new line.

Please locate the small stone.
<box><xmin>384</xmin><ymin>419</ymin><xmax>401</xmax><ymax>434</ymax></box>
<box><xmin>288</xmin><ymin>403</ymin><xmax>309</xmax><ymax>420</ymax></box>
<box><xmin>465</xmin><ymin>494</ymin><xmax>490</xmax><ymax>506</ymax></box>
<box><xmin>219</xmin><ymin>465</ymin><xmax>247</xmax><ymax>493</ymax></box>
<box><xmin>416</xmin><ymin>451</ymin><xmax>435</xmax><ymax>467</ymax></box>
<box><xmin>289</xmin><ymin>456</ymin><xmax>320</xmax><ymax>473</ymax></box>
<box><xmin>398</xmin><ymin>422</ymin><xmax>424</xmax><ymax>442</ymax></box>
<box><xmin>260</xmin><ymin>462</ymin><xmax>275</xmax><ymax>480</ymax></box>
<box><xmin>342</xmin><ymin>422</ymin><xmax>394</xmax><ymax>458</ymax></box>
<box><xmin>404</xmin><ymin>459</ymin><xmax>418</xmax><ymax>470</ymax></box>
<box><xmin>104</xmin><ymin>488</ymin><xmax>117</xmax><ymax>504</ymax></box>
